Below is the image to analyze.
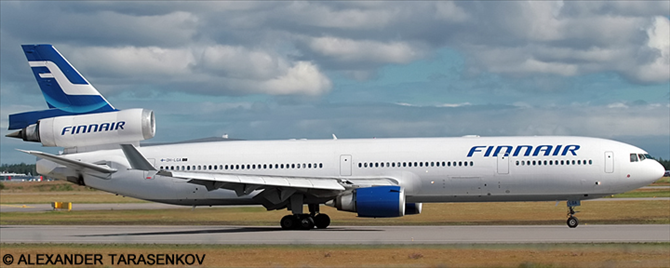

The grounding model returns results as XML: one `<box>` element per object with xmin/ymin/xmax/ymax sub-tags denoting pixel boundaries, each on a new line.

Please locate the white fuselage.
<box><xmin>37</xmin><ymin>136</ymin><xmax>664</xmax><ymax>206</ymax></box>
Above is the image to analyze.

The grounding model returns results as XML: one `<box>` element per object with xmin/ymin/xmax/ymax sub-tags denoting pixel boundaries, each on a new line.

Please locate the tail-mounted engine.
<box><xmin>7</xmin><ymin>109</ymin><xmax>155</xmax><ymax>148</ymax></box>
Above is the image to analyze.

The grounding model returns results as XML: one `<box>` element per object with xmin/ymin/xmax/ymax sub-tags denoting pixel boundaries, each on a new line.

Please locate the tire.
<box><xmin>314</xmin><ymin>214</ymin><xmax>331</xmax><ymax>229</ymax></box>
<box><xmin>298</xmin><ymin>215</ymin><xmax>314</xmax><ymax>230</ymax></box>
<box><xmin>280</xmin><ymin>215</ymin><xmax>296</xmax><ymax>230</ymax></box>
<box><xmin>567</xmin><ymin>216</ymin><xmax>579</xmax><ymax>228</ymax></box>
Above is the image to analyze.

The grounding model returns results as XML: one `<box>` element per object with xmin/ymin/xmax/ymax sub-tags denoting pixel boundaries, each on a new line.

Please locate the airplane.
<box><xmin>6</xmin><ymin>44</ymin><xmax>665</xmax><ymax>230</ymax></box>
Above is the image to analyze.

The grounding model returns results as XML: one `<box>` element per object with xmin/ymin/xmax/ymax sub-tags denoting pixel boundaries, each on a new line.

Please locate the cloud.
<box><xmin>308</xmin><ymin>37</ymin><xmax>421</xmax><ymax>64</ymax></box>
<box><xmin>629</xmin><ymin>16</ymin><xmax>670</xmax><ymax>83</ymax></box>
<box><xmin>2</xmin><ymin>1</ymin><xmax>669</xmax><ymax>165</ymax></box>
<box><xmin>58</xmin><ymin>45</ymin><xmax>332</xmax><ymax>96</ymax></box>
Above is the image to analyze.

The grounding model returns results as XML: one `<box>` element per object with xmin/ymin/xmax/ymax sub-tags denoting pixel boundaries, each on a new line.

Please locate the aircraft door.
<box><xmin>497</xmin><ymin>153</ymin><xmax>509</xmax><ymax>174</ymax></box>
<box><xmin>340</xmin><ymin>155</ymin><xmax>352</xmax><ymax>176</ymax></box>
<box><xmin>605</xmin><ymin>151</ymin><xmax>614</xmax><ymax>173</ymax></box>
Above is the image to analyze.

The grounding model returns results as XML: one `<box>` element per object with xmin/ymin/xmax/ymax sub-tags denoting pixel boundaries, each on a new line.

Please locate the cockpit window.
<box><xmin>630</xmin><ymin>153</ymin><xmax>638</xmax><ymax>162</ymax></box>
<box><xmin>636</xmin><ymin>153</ymin><xmax>655</xmax><ymax>161</ymax></box>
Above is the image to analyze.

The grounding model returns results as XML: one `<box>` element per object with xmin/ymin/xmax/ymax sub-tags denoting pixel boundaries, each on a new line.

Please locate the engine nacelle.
<box><xmin>8</xmin><ymin>109</ymin><xmax>155</xmax><ymax>148</ymax></box>
<box><xmin>328</xmin><ymin>186</ymin><xmax>406</xmax><ymax>217</ymax></box>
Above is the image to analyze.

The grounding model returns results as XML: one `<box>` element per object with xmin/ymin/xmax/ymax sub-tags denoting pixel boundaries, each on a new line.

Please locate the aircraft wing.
<box><xmin>18</xmin><ymin>149</ymin><xmax>117</xmax><ymax>174</ymax></box>
<box><xmin>157</xmin><ymin>169</ymin><xmax>346</xmax><ymax>193</ymax></box>
<box><xmin>120</xmin><ymin>144</ymin><xmax>398</xmax><ymax>209</ymax></box>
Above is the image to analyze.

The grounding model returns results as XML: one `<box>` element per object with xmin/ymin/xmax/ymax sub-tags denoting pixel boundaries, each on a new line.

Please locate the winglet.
<box><xmin>120</xmin><ymin>144</ymin><xmax>156</xmax><ymax>171</ymax></box>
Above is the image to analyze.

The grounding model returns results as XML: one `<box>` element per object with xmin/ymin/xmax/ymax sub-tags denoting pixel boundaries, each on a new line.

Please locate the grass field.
<box><xmin>1</xmin><ymin>200</ymin><xmax>668</xmax><ymax>226</ymax></box>
<box><xmin>1</xmin><ymin>243</ymin><xmax>668</xmax><ymax>267</ymax></box>
<box><xmin>1</xmin><ymin>179</ymin><xmax>668</xmax><ymax>204</ymax></box>
<box><xmin>1</xmin><ymin>181</ymin><xmax>669</xmax><ymax>268</ymax></box>
<box><xmin>0</xmin><ymin>181</ymin><xmax>147</xmax><ymax>204</ymax></box>
<box><xmin>1</xmin><ymin>180</ymin><xmax>669</xmax><ymax>226</ymax></box>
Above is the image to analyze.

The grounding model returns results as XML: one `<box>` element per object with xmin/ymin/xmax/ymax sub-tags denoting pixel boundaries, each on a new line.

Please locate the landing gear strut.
<box><xmin>566</xmin><ymin>200</ymin><xmax>580</xmax><ymax>228</ymax></box>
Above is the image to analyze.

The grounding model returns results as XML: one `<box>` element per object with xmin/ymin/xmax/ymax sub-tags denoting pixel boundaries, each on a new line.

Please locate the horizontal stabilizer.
<box><xmin>18</xmin><ymin>149</ymin><xmax>116</xmax><ymax>174</ymax></box>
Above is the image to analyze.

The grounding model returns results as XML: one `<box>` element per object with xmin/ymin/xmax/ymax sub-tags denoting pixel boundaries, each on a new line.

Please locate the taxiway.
<box><xmin>1</xmin><ymin>225</ymin><xmax>668</xmax><ymax>244</ymax></box>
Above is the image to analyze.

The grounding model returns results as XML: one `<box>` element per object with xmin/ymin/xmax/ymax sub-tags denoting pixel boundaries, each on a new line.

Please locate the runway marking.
<box><xmin>0</xmin><ymin>204</ymin><xmax>34</xmax><ymax>208</ymax></box>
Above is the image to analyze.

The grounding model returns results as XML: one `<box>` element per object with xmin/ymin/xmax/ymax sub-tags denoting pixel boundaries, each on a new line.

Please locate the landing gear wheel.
<box><xmin>567</xmin><ymin>216</ymin><xmax>579</xmax><ymax>228</ymax></box>
<box><xmin>280</xmin><ymin>215</ymin><xmax>296</xmax><ymax>230</ymax></box>
<box><xmin>314</xmin><ymin>214</ymin><xmax>331</xmax><ymax>229</ymax></box>
<box><xmin>298</xmin><ymin>215</ymin><xmax>314</xmax><ymax>230</ymax></box>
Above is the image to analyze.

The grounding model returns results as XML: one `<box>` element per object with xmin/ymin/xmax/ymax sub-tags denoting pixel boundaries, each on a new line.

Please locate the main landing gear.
<box><xmin>566</xmin><ymin>200</ymin><xmax>581</xmax><ymax>228</ymax></box>
<box><xmin>280</xmin><ymin>213</ymin><xmax>330</xmax><ymax>230</ymax></box>
<box><xmin>280</xmin><ymin>196</ymin><xmax>330</xmax><ymax>230</ymax></box>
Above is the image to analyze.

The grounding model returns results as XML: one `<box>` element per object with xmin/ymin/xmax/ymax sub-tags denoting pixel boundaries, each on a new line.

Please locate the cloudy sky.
<box><xmin>1</xmin><ymin>1</ymin><xmax>669</xmax><ymax>164</ymax></box>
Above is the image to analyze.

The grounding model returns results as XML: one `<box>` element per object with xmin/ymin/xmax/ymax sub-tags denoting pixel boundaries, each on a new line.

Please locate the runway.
<box><xmin>2</xmin><ymin>225</ymin><xmax>668</xmax><ymax>244</ymax></box>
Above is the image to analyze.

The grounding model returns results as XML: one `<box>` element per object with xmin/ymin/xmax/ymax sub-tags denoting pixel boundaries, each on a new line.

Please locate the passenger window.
<box><xmin>458</xmin><ymin>161</ymin><xmax>462</xmax><ymax>166</ymax></box>
<box><xmin>448</xmin><ymin>162</ymin><xmax>451</xmax><ymax>167</ymax></box>
<box><xmin>516</xmin><ymin>161</ymin><xmax>519</xmax><ymax>166</ymax></box>
<box><xmin>319</xmin><ymin>163</ymin><xmax>323</xmax><ymax>168</ymax></box>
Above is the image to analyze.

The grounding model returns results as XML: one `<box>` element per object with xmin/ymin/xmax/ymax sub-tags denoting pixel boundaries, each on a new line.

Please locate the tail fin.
<box><xmin>8</xmin><ymin>44</ymin><xmax>116</xmax><ymax>129</ymax></box>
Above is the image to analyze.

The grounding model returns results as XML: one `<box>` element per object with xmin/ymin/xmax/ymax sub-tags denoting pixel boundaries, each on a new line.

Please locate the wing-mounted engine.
<box><xmin>326</xmin><ymin>186</ymin><xmax>421</xmax><ymax>217</ymax></box>
<box><xmin>7</xmin><ymin>108</ymin><xmax>155</xmax><ymax>148</ymax></box>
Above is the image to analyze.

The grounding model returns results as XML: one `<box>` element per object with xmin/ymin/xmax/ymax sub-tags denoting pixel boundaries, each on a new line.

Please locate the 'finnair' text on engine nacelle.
<box><xmin>9</xmin><ymin>109</ymin><xmax>155</xmax><ymax>148</ymax></box>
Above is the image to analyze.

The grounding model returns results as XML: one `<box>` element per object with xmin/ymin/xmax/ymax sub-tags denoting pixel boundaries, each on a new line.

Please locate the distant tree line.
<box><xmin>657</xmin><ymin>158</ymin><xmax>670</xmax><ymax>171</ymax></box>
<box><xmin>0</xmin><ymin>163</ymin><xmax>37</xmax><ymax>175</ymax></box>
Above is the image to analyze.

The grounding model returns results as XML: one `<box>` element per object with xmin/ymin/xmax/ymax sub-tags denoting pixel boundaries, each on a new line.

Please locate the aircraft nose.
<box><xmin>647</xmin><ymin>160</ymin><xmax>665</xmax><ymax>183</ymax></box>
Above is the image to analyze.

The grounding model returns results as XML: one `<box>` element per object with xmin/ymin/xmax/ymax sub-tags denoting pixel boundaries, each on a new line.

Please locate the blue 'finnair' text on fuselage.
<box><xmin>467</xmin><ymin>145</ymin><xmax>580</xmax><ymax>157</ymax></box>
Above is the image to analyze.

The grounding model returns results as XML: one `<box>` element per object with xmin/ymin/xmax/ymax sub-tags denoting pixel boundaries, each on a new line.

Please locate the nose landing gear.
<box><xmin>566</xmin><ymin>200</ymin><xmax>581</xmax><ymax>228</ymax></box>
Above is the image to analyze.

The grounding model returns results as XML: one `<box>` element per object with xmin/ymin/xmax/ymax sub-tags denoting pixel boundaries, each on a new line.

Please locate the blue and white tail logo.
<box><xmin>9</xmin><ymin>45</ymin><xmax>117</xmax><ymax>130</ymax></box>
